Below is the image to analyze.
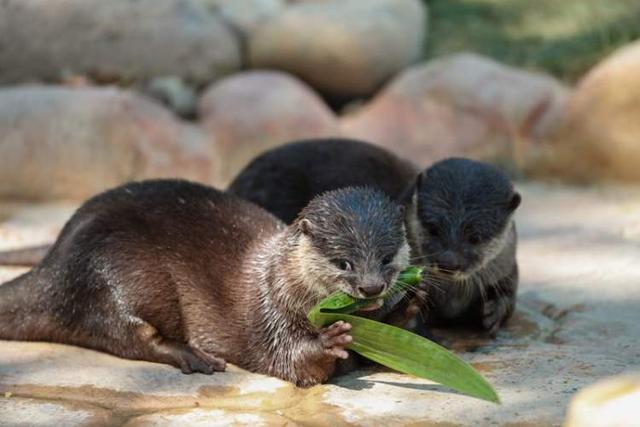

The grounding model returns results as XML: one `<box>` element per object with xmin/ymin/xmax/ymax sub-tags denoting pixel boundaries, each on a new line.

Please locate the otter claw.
<box><xmin>319</xmin><ymin>321</ymin><xmax>352</xmax><ymax>359</ymax></box>
<box><xmin>482</xmin><ymin>297</ymin><xmax>510</xmax><ymax>335</ymax></box>
<box><xmin>178</xmin><ymin>348</ymin><xmax>226</xmax><ymax>375</ymax></box>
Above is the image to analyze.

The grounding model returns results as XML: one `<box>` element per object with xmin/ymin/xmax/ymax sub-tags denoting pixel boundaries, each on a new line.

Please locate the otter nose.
<box><xmin>358</xmin><ymin>283</ymin><xmax>385</xmax><ymax>298</ymax></box>
<box><xmin>436</xmin><ymin>251</ymin><xmax>463</xmax><ymax>273</ymax></box>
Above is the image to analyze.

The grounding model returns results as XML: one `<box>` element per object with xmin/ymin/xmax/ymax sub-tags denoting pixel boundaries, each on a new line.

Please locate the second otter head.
<box><xmin>406</xmin><ymin>158</ymin><xmax>521</xmax><ymax>280</ymax></box>
<box><xmin>293</xmin><ymin>187</ymin><xmax>410</xmax><ymax>300</ymax></box>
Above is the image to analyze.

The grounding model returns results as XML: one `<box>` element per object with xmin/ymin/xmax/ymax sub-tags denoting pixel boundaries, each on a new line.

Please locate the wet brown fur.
<box><xmin>0</xmin><ymin>180</ymin><xmax>407</xmax><ymax>386</ymax></box>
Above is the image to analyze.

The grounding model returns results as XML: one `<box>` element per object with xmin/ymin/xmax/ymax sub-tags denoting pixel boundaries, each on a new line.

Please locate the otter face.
<box><xmin>408</xmin><ymin>158</ymin><xmax>521</xmax><ymax>281</ymax></box>
<box><xmin>297</xmin><ymin>187</ymin><xmax>410</xmax><ymax>299</ymax></box>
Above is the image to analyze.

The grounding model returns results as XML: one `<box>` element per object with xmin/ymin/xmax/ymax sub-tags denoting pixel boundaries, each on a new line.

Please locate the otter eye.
<box><xmin>334</xmin><ymin>259</ymin><xmax>353</xmax><ymax>271</ymax></box>
<box><xmin>382</xmin><ymin>255</ymin><xmax>394</xmax><ymax>265</ymax></box>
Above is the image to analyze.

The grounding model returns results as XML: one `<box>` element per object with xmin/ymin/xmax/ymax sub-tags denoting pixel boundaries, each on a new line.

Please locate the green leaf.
<box><xmin>307</xmin><ymin>266</ymin><xmax>424</xmax><ymax>325</ymax></box>
<box><xmin>317</xmin><ymin>312</ymin><xmax>499</xmax><ymax>403</ymax></box>
<box><xmin>307</xmin><ymin>266</ymin><xmax>500</xmax><ymax>403</ymax></box>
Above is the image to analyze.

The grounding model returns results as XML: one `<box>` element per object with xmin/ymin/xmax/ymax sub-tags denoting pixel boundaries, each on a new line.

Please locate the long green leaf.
<box><xmin>307</xmin><ymin>266</ymin><xmax>500</xmax><ymax>403</ymax></box>
<box><xmin>317</xmin><ymin>312</ymin><xmax>499</xmax><ymax>403</ymax></box>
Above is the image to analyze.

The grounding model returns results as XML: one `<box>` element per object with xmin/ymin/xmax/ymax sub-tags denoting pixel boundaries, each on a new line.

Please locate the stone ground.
<box><xmin>0</xmin><ymin>183</ymin><xmax>639</xmax><ymax>426</ymax></box>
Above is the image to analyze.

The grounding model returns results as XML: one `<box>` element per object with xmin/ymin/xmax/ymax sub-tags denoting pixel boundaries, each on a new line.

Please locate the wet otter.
<box><xmin>0</xmin><ymin>179</ymin><xmax>409</xmax><ymax>386</ymax></box>
<box><xmin>405</xmin><ymin>158</ymin><xmax>520</xmax><ymax>334</ymax></box>
<box><xmin>228</xmin><ymin>139</ymin><xmax>521</xmax><ymax>334</ymax></box>
<box><xmin>228</xmin><ymin>138</ymin><xmax>418</xmax><ymax>224</ymax></box>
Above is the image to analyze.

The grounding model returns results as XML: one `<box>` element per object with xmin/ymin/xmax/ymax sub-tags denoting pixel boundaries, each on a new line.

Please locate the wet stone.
<box><xmin>1</xmin><ymin>184</ymin><xmax>640</xmax><ymax>425</ymax></box>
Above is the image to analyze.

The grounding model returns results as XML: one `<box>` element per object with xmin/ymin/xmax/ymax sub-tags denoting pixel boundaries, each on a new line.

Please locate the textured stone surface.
<box><xmin>529</xmin><ymin>40</ymin><xmax>640</xmax><ymax>182</ymax></box>
<box><xmin>145</xmin><ymin>77</ymin><xmax>199</xmax><ymax>118</ymax></box>
<box><xmin>1</xmin><ymin>184</ymin><xmax>639</xmax><ymax>425</ymax></box>
<box><xmin>0</xmin><ymin>397</ymin><xmax>115</xmax><ymax>427</ymax></box>
<box><xmin>124</xmin><ymin>408</ymin><xmax>291</xmax><ymax>426</ymax></box>
<box><xmin>565</xmin><ymin>373</ymin><xmax>640</xmax><ymax>427</ymax></box>
<box><xmin>206</xmin><ymin>0</ymin><xmax>285</xmax><ymax>38</ymax></box>
<box><xmin>0</xmin><ymin>86</ymin><xmax>217</xmax><ymax>200</ymax></box>
<box><xmin>199</xmin><ymin>71</ymin><xmax>339</xmax><ymax>184</ymax></box>
<box><xmin>0</xmin><ymin>342</ymin><xmax>292</xmax><ymax>412</ymax></box>
<box><xmin>0</xmin><ymin>0</ymin><xmax>241</xmax><ymax>85</ymax></box>
<box><xmin>341</xmin><ymin>53</ymin><xmax>569</xmax><ymax>169</ymax></box>
<box><xmin>249</xmin><ymin>0</ymin><xmax>426</xmax><ymax>97</ymax></box>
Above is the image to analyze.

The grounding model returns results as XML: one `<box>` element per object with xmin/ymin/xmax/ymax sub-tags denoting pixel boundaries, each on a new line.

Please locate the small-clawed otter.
<box><xmin>228</xmin><ymin>138</ymin><xmax>521</xmax><ymax>334</ymax></box>
<box><xmin>0</xmin><ymin>180</ymin><xmax>409</xmax><ymax>387</ymax></box>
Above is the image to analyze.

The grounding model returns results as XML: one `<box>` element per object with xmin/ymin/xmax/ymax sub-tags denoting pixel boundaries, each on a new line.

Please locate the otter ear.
<box><xmin>507</xmin><ymin>192</ymin><xmax>521</xmax><ymax>212</ymax></box>
<box><xmin>299</xmin><ymin>218</ymin><xmax>314</xmax><ymax>236</ymax></box>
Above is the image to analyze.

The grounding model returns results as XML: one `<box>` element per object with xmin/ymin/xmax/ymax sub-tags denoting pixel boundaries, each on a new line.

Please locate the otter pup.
<box><xmin>406</xmin><ymin>158</ymin><xmax>520</xmax><ymax>334</ymax></box>
<box><xmin>228</xmin><ymin>139</ymin><xmax>521</xmax><ymax>334</ymax></box>
<box><xmin>0</xmin><ymin>180</ymin><xmax>409</xmax><ymax>387</ymax></box>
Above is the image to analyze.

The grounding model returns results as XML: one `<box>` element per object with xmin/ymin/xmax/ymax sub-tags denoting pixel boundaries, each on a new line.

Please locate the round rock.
<box><xmin>341</xmin><ymin>53</ymin><xmax>569</xmax><ymax>168</ymax></box>
<box><xmin>0</xmin><ymin>0</ymin><xmax>241</xmax><ymax>85</ymax></box>
<box><xmin>249</xmin><ymin>0</ymin><xmax>427</xmax><ymax>97</ymax></box>
<box><xmin>206</xmin><ymin>0</ymin><xmax>286</xmax><ymax>38</ymax></box>
<box><xmin>530</xmin><ymin>40</ymin><xmax>640</xmax><ymax>182</ymax></box>
<box><xmin>0</xmin><ymin>86</ymin><xmax>217</xmax><ymax>200</ymax></box>
<box><xmin>565</xmin><ymin>374</ymin><xmax>640</xmax><ymax>427</ymax></box>
<box><xmin>199</xmin><ymin>71</ymin><xmax>340</xmax><ymax>184</ymax></box>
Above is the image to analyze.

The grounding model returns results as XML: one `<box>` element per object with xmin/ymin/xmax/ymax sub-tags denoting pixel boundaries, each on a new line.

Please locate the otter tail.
<box><xmin>0</xmin><ymin>271</ymin><xmax>53</xmax><ymax>341</ymax></box>
<box><xmin>0</xmin><ymin>244</ymin><xmax>51</xmax><ymax>266</ymax></box>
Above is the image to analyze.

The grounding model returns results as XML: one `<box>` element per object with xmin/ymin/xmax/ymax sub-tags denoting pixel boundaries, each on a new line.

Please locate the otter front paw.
<box><xmin>319</xmin><ymin>321</ymin><xmax>352</xmax><ymax>359</ymax></box>
<box><xmin>482</xmin><ymin>295</ymin><xmax>514</xmax><ymax>335</ymax></box>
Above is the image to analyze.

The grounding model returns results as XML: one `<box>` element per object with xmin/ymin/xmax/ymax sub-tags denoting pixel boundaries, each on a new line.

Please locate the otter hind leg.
<box><xmin>130</xmin><ymin>320</ymin><xmax>226</xmax><ymax>374</ymax></box>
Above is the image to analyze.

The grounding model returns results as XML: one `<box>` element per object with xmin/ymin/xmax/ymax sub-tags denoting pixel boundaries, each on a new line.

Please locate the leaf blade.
<box><xmin>318</xmin><ymin>312</ymin><xmax>500</xmax><ymax>403</ymax></box>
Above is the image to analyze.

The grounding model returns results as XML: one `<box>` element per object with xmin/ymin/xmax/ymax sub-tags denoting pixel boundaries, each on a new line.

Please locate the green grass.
<box><xmin>423</xmin><ymin>0</ymin><xmax>640</xmax><ymax>82</ymax></box>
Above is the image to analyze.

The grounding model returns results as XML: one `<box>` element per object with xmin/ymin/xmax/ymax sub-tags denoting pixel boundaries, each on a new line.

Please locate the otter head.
<box><xmin>405</xmin><ymin>158</ymin><xmax>521</xmax><ymax>281</ymax></box>
<box><xmin>293</xmin><ymin>187</ymin><xmax>410</xmax><ymax>300</ymax></box>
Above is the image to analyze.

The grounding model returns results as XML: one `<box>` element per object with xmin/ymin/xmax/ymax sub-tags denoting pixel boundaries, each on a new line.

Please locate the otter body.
<box><xmin>228</xmin><ymin>138</ymin><xmax>418</xmax><ymax>224</ymax></box>
<box><xmin>0</xmin><ymin>180</ymin><xmax>409</xmax><ymax>386</ymax></box>
<box><xmin>406</xmin><ymin>159</ymin><xmax>519</xmax><ymax>333</ymax></box>
<box><xmin>229</xmin><ymin>139</ymin><xmax>520</xmax><ymax>334</ymax></box>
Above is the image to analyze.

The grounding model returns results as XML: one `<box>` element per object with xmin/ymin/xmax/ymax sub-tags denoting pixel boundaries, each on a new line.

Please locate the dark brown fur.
<box><xmin>0</xmin><ymin>180</ymin><xmax>407</xmax><ymax>386</ymax></box>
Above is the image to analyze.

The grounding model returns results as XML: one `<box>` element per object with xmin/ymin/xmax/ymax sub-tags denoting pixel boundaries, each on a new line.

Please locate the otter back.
<box><xmin>228</xmin><ymin>138</ymin><xmax>418</xmax><ymax>223</ymax></box>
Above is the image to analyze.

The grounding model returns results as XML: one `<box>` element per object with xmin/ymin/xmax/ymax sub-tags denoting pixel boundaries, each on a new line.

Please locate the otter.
<box><xmin>228</xmin><ymin>138</ymin><xmax>521</xmax><ymax>334</ymax></box>
<box><xmin>228</xmin><ymin>138</ymin><xmax>418</xmax><ymax>224</ymax></box>
<box><xmin>405</xmin><ymin>158</ymin><xmax>520</xmax><ymax>334</ymax></box>
<box><xmin>0</xmin><ymin>179</ymin><xmax>410</xmax><ymax>387</ymax></box>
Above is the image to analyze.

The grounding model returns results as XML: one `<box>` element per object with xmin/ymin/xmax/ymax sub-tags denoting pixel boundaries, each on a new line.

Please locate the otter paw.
<box><xmin>178</xmin><ymin>347</ymin><xmax>226</xmax><ymax>375</ymax></box>
<box><xmin>319</xmin><ymin>321</ymin><xmax>352</xmax><ymax>359</ymax></box>
<box><xmin>482</xmin><ymin>297</ymin><xmax>511</xmax><ymax>335</ymax></box>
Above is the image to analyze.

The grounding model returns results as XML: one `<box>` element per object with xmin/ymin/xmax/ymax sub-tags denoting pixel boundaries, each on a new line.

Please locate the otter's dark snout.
<box><xmin>435</xmin><ymin>250</ymin><xmax>465</xmax><ymax>273</ymax></box>
<box><xmin>358</xmin><ymin>281</ymin><xmax>385</xmax><ymax>298</ymax></box>
<box><xmin>356</xmin><ymin>271</ymin><xmax>388</xmax><ymax>298</ymax></box>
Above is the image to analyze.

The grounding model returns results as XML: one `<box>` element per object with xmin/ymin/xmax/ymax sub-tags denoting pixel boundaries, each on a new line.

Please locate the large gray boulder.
<box><xmin>341</xmin><ymin>53</ymin><xmax>569</xmax><ymax>168</ymax></box>
<box><xmin>0</xmin><ymin>86</ymin><xmax>218</xmax><ymax>200</ymax></box>
<box><xmin>249</xmin><ymin>0</ymin><xmax>427</xmax><ymax>97</ymax></box>
<box><xmin>529</xmin><ymin>40</ymin><xmax>640</xmax><ymax>182</ymax></box>
<box><xmin>199</xmin><ymin>71</ymin><xmax>340</xmax><ymax>184</ymax></box>
<box><xmin>0</xmin><ymin>0</ymin><xmax>241</xmax><ymax>85</ymax></box>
